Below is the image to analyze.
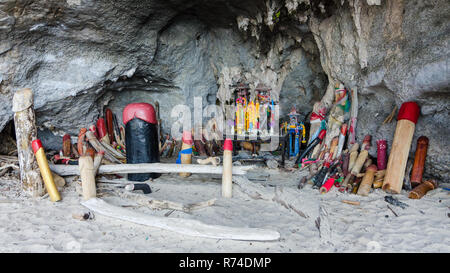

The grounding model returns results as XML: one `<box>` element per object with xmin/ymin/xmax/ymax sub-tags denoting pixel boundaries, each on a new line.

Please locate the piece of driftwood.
<box><xmin>0</xmin><ymin>155</ymin><xmax>19</xmax><ymax>162</ymax></box>
<box><xmin>410</xmin><ymin>136</ymin><xmax>428</xmax><ymax>187</ymax></box>
<box><xmin>348</xmin><ymin>143</ymin><xmax>359</xmax><ymax>172</ymax></box>
<box><xmin>357</xmin><ymin>164</ymin><xmax>377</xmax><ymax>196</ymax></box>
<box><xmin>49</xmin><ymin>163</ymin><xmax>253</xmax><ymax>176</ymax></box>
<box><xmin>12</xmin><ymin>88</ymin><xmax>45</xmax><ymax>197</ymax></box>
<box><xmin>409</xmin><ymin>180</ymin><xmax>437</xmax><ymax>199</ymax></box>
<box><xmin>113</xmin><ymin>189</ymin><xmax>216</xmax><ymax>213</ymax></box>
<box><xmin>179</xmin><ymin>137</ymin><xmax>192</xmax><ymax>178</ymax></box>
<box><xmin>33</xmin><ymin>140</ymin><xmax>61</xmax><ymax>202</ymax></box>
<box><xmin>81</xmin><ymin>198</ymin><xmax>280</xmax><ymax>241</ymax></box>
<box><xmin>85</xmin><ymin>131</ymin><xmax>122</xmax><ymax>164</ymax></box>
<box><xmin>232</xmin><ymin>176</ymin><xmax>317</xmax><ymax>219</ymax></box>
<box><xmin>197</xmin><ymin>157</ymin><xmax>221</xmax><ymax>166</ymax></box>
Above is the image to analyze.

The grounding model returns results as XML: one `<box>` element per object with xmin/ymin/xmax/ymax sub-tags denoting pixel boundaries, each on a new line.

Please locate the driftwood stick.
<box><xmin>50</xmin><ymin>163</ymin><xmax>253</xmax><ymax>176</ymax></box>
<box><xmin>81</xmin><ymin>198</ymin><xmax>280</xmax><ymax>241</ymax></box>
<box><xmin>0</xmin><ymin>155</ymin><xmax>19</xmax><ymax>162</ymax></box>
<box><xmin>0</xmin><ymin>164</ymin><xmax>19</xmax><ymax>171</ymax></box>
<box><xmin>93</xmin><ymin>152</ymin><xmax>104</xmax><ymax>175</ymax></box>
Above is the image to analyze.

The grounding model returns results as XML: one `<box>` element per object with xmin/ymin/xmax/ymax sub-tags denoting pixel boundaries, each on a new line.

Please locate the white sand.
<box><xmin>0</xmin><ymin>165</ymin><xmax>449</xmax><ymax>253</ymax></box>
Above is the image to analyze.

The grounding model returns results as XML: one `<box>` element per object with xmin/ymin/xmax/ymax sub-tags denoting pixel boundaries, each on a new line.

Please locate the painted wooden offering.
<box><xmin>383</xmin><ymin>102</ymin><xmax>420</xmax><ymax>194</ymax></box>
<box><xmin>222</xmin><ymin>139</ymin><xmax>233</xmax><ymax>198</ymax></box>
<box><xmin>410</xmin><ymin>136</ymin><xmax>429</xmax><ymax>188</ymax></box>
<box><xmin>32</xmin><ymin>140</ymin><xmax>61</xmax><ymax>202</ymax></box>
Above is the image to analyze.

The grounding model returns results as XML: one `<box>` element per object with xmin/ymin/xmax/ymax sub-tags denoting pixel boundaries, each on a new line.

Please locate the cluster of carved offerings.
<box><xmin>229</xmin><ymin>82</ymin><xmax>278</xmax><ymax>136</ymax></box>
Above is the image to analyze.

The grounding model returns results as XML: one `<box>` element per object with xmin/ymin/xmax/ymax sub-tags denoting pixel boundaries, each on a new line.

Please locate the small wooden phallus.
<box><xmin>357</xmin><ymin>164</ymin><xmax>377</xmax><ymax>196</ymax></box>
<box><xmin>50</xmin><ymin>162</ymin><xmax>252</xmax><ymax>176</ymax></box>
<box><xmin>105</xmin><ymin>109</ymin><xmax>115</xmax><ymax>144</ymax></box>
<box><xmin>363</xmin><ymin>158</ymin><xmax>373</xmax><ymax>170</ymax></box>
<box><xmin>373</xmin><ymin>169</ymin><xmax>386</xmax><ymax>189</ymax></box>
<box><xmin>79</xmin><ymin>156</ymin><xmax>97</xmax><ymax>200</ymax></box>
<box><xmin>62</xmin><ymin>134</ymin><xmax>72</xmax><ymax>157</ymax></box>
<box><xmin>96</xmin><ymin>118</ymin><xmax>110</xmax><ymax>144</ymax></box>
<box><xmin>342</xmin><ymin>200</ymin><xmax>360</xmax><ymax>206</ymax></box>
<box><xmin>410</xmin><ymin>136</ymin><xmax>429</xmax><ymax>188</ymax></box>
<box><xmin>342</xmin><ymin>151</ymin><xmax>350</xmax><ymax>176</ymax></box>
<box><xmin>222</xmin><ymin>139</ymin><xmax>233</xmax><ymax>198</ymax></box>
<box><xmin>179</xmin><ymin>131</ymin><xmax>193</xmax><ymax>178</ymax></box>
<box><xmin>77</xmin><ymin>128</ymin><xmax>87</xmax><ymax>156</ymax></box>
<box><xmin>12</xmin><ymin>89</ymin><xmax>45</xmax><ymax>197</ymax></box>
<box><xmin>342</xmin><ymin>148</ymin><xmax>368</xmax><ymax>191</ymax></box>
<box><xmin>409</xmin><ymin>180</ymin><xmax>437</xmax><ymax>199</ymax></box>
<box><xmin>348</xmin><ymin>143</ymin><xmax>359</xmax><ymax>172</ymax></box>
<box><xmin>32</xmin><ymin>140</ymin><xmax>61</xmax><ymax>202</ymax></box>
<box><xmin>383</xmin><ymin>102</ymin><xmax>420</xmax><ymax>194</ymax></box>
<box><xmin>376</xmin><ymin>139</ymin><xmax>387</xmax><ymax>170</ymax></box>
<box><xmin>81</xmin><ymin>198</ymin><xmax>280</xmax><ymax>241</ymax></box>
<box><xmin>353</xmin><ymin>150</ymin><xmax>369</xmax><ymax>175</ymax></box>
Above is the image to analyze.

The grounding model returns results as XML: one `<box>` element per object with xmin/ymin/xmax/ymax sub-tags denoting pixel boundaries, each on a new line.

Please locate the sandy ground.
<box><xmin>0</xmin><ymin>162</ymin><xmax>449</xmax><ymax>253</ymax></box>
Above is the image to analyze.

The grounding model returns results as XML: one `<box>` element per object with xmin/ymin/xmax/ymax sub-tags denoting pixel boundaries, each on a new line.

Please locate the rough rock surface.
<box><xmin>308</xmin><ymin>0</ymin><xmax>449</xmax><ymax>180</ymax></box>
<box><xmin>0</xmin><ymin>0</ymin><xmax>448</xmax><ymax>180</ymax></box>
<box><xmin>0</xmin><ymin>0</ymin><xmax>326</xmax><ymax>147</ymax></box>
